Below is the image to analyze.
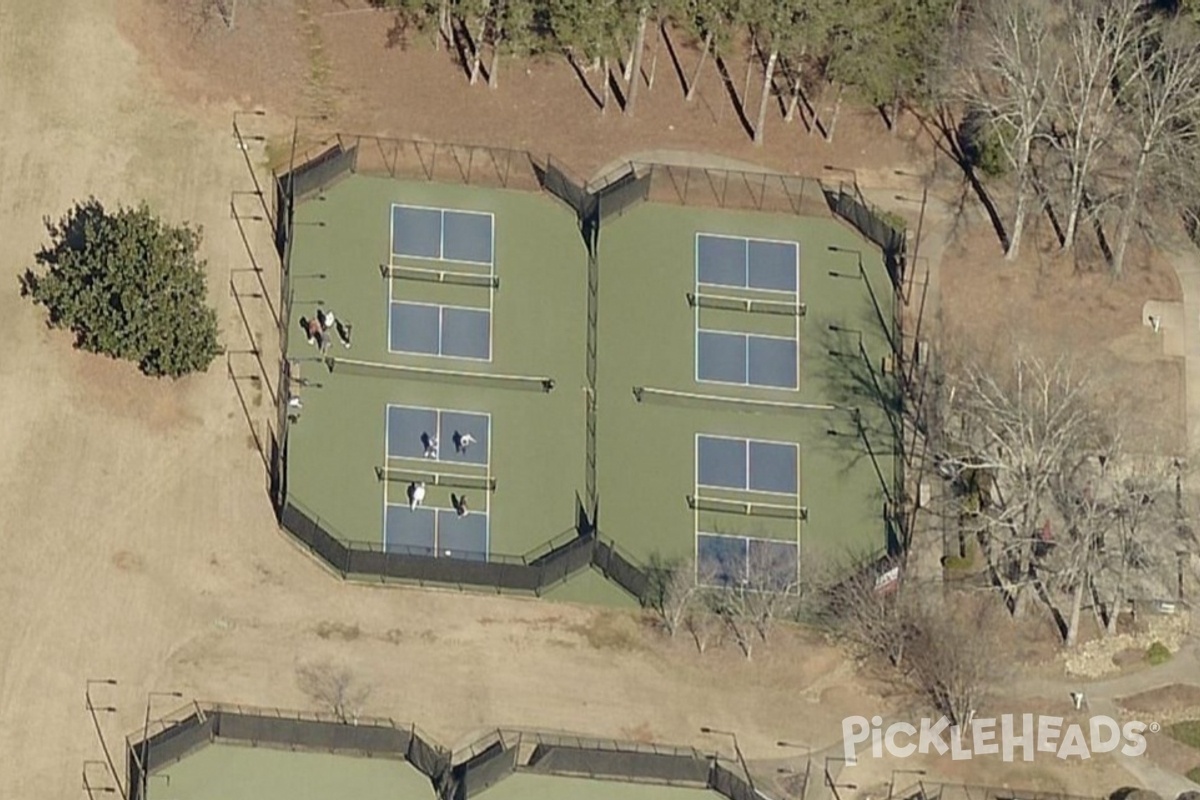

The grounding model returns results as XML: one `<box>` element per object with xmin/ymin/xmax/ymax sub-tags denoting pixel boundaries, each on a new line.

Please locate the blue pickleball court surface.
<box><xmin>696</xmin><ymin>233</ymin><xmax>798</xmax><ymax>293</ymax></box>
<box><xmin>391</xmin><ymin>205</ymin><xmax>494</xmax><ymax>265</ymax></box>
<box><xmin>386</xmin><ymin>405</ymin><xmax>490</xmax><ymax>466</ymax></box>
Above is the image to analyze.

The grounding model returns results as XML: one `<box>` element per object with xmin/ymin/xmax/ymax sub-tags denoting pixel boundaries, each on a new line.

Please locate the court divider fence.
<box><xmin>126</xmin><ymin>704</ymin><xmax>764</xmax><ymax>800</ymax></box>
<box><xmin>268</xmin><ymin>129</ymin><xmax>909</xmax><ymax>599</ymax></box>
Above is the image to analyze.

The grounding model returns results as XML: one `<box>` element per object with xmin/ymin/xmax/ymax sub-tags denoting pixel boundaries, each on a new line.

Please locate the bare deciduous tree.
<box><xmin>709</xmin><ymin>542</ymin><xmax>801</xmax><ymax>660</ymax></box>
<box><xmin>1049</xmin><ymin>0</ymin><xmax>1142</xmax><ymax>250</ymax></box>
<box><xmin>820</xmin><ymin>554</ymin><xmax>918</xmax><ymax>669</ymax></box>
<box><xmin>939</xmin><ymin>350</ymin><xmax>1109</xmax><ymax>618</ymax></box>
<box><xmin>1109</xmin><ymin>16</ymin><xmax>1200</xmax><ymax>274</ymax></box>
<box><xmin>906</xmin><ymin>598</ymin><xmax>1003</xmax><ymax>726</ymax></box>
<box><xmin>963</xmin><ymin>0</ymin><xmax>1058</xmax><ymax>260</ymax></box>
<box><xmin>646</xmin><ymin>554</ymin><xmax>706</xmax><ymax>638</ymax></box>
<box><xmin>296</xmin><ymin>661</ymin><xmax>371</xmax><ymax>723</ymax></box>
<box><xmin>818</xmin><ymin>560</ymin><xmax>1002</xmax><ymax>726</ymax></box>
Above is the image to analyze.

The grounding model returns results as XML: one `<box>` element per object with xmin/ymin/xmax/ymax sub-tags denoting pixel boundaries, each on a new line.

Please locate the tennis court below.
<box><xmin>284</xmin><ymin>173</ymin><xmax>587</xmax><ymax>564</ymax></box>
<box><xmin>473</xmin><ymin>772</ymin><xmax>725</xmax><ymax>800</ymax></box>
<box><xmin>594</xmin><ymin>201</ymin><xmax>896</xmax><ymax>573</ymax></box>
<box><xmin>280</xmin><ymin>164</ymin><xmax>896</xmax><ymax>601</ymax></box>
<box><xmin>146</xmin><ymin>742</ymin><xmax>435</xmax><ymax>800</ymax></box>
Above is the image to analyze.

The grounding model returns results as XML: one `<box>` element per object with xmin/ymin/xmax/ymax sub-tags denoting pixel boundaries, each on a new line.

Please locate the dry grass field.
<box><xmin>0</xmin><ymin>2</ymin><xmax>1190</xmax><ymax>799</ymax></box>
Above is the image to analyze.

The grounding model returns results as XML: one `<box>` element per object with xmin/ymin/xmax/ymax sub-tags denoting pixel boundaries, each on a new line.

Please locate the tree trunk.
<box><xmin>1007</xmin><ymin>161</ymin><xmax>1031</xmax><ymax>261</ymax></box>
<box><xmin>784</xmin><ymin>74</ymin><xmax>802</xmax><ymax>122</ymax></box>
<box><xmin>741</xmin><ymin>41</ymin><xmax>755</xmax><ymax>112</ymax></box>
<box><xmin>626</xmin><ymin>9</ymin><xmax>649</xmax><ymax>115</ymax></box>
<box><xmin>647</xmin><ymin>18</ymin><xmax>662</xmax><ymax>90</ymax></box>
<box><xmin>488</xmin><ymin>41</ymin><xmax>501</xmax><ymax>88</ymax></box>
<box><xmin>437</xmin><ymin>0</ymin><xmax>450</xmax><ymax>49</ymax></box>
<box><xmin>601</xmin><ymin>56</ymin><xmax>611</xmax><ymax>114</ymax></box>
<box><xmin>685</xmin><ymin>31</ymin><xmax>714</xmax><ymax>102</ymax></box>
<box><xmin>753</xmin><ymin>49</ymin><xmax>778</xmax><ymax>146</ymax></box>
<box><xmin>1112</xmin><ymin>149</ymin><xmax>1149</xmax><ymax>276</ymax></box>
<box><xmin>1064</xmin><ymin>580</ymin><xmax>1085</xmax><ymax>647</ymax></box>
<box><xmin>1106</xmin><ymin>563</ymin><xmax>1127</xmax><ymax>635</ymax></box>
<box><xmin>825</xmin><ymin>83</ymin><xmax>845</xmax><ymax>143</ymax></box>
<box><xmin>468</xmin><ymin>17</ymin><xmax>488</xmax><ymax>85</ymax></box>
<box><xmin>1063</xmin><ymin>167</ymin><xmax>1085</xmax><ymax>249</ymax></box>
<box><xmin>1106</xmin><ymin>589</ymin><xmax>1122</xmax><ymax>635</ymax></box>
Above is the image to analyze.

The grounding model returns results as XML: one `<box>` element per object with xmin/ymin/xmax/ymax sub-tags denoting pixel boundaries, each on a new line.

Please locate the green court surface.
<box><xmin>473</xmin><ymin>772</ymin><xmax>724</xmax><ymax>800</ymax></box>
<box><xmin>594</xmin><ymin>204</ymin><xmax>896</xmax><ymax>575</ymax></box>
<box><xmin>146</xmin><ymin>743</ymin><xmax>436</xmax><ymax>800</ymax></box>
<box><xmin>285</xmin><ymin>175</ymin><xmax>587</xmax><ymax>558</ymax></box>
<box><xmin>283</xmin><ymin>170</ymin><xmax>896</xmax><ymax>598</ymax></box>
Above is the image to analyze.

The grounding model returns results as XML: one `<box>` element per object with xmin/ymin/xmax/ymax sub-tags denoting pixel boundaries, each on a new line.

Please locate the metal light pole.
<box><xmin>824</xmin><ymin>756</ymin><xmax>857</xmax><ymax>800</ymax></box>
<box><xmin>888</xmin><ymin>768</ymin><xmax>927</xmax><ymax>800</ymax></box>
<box><xmin>84</xmin><ymin>760</ymin><xmax>117</xmax><ymax>798</ymax></box>
<box><xmin>86</xmin><ymin>679</ymin><xmax>126</xmax><ymax>800</ymax></box>
<box><xmin>140</xmin><ymin>691</ymin><xmax>183</xmax><ymax>800</ymax></box>
<box><xmin>701</xmin><ymin>726</ymin><xmax>756</xmax><ymax>796</ymax></box>
<box><xmin>776</xmin><ymin>740</ymin><xmax>813</xmax><ymax>800</ymax></box>
<box><xmin>232</xmin><ymin>109</ymin><xmax>273</xmax><ymax>226</ymax></box>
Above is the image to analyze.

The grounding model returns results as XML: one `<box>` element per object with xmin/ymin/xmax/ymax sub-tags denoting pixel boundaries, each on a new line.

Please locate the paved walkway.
<box><xmin>1166</xmin><ymin>250</ymin><xmax>1200</xmax><ymax>453</ymax></box>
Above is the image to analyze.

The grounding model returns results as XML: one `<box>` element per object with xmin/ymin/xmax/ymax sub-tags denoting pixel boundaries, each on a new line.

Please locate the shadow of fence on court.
<box><xmin>279</xmin><ymin>499</ymin><xmax>649</xmax><ymax>600</ymax></box>
<box><xmin>126</xmin><ymin>703</ymin><xmax>761</xmax><ymax>800</ymax></box>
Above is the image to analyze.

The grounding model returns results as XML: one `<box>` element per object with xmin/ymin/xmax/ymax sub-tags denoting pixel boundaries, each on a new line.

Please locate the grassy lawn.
<box><xmin>1167</xmin><ymin>720</ymin><xmax>1200</xmax><ymax>749</ymax></box>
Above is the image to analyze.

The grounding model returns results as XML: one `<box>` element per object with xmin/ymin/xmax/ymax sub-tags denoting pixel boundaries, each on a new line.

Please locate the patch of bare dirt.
<box><xmin>941</xmin><ymin>220</ymin><xmax>1185</xmax><ymax>442</ymax></box>
<box><xmin>1120</xmin><ymin>684</ymin><xmax>1200</xmax><ymax>717</ymax></box>
<box><xmin>117</xmin><ymin>0</ymin><xmax>929</xmax><ymax>179</ymax></box>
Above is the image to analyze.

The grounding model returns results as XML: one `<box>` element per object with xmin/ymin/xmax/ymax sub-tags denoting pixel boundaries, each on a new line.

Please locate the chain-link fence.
<box><xmin>127</xmin><ymin>706</ymin><xmax>756</xmax><ymax>800</ymax></box>
<box><xmin>280</xmin><ymin>498</ymin><xmax>639</xmax><ymax>599</ymax></box>
<box><xmin>127</xmin><ymin>703</ymin><xmax>450</xmax><ymax>800</ymax></box>
<box><xmin>269</xmin><ymin>132</ymin><xmax>908</xmax><ymax>603</ymax></box>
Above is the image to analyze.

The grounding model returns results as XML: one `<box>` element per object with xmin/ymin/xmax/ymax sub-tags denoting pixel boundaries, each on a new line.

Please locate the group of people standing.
<box><xmin>305</xmin><ymin>308</ymin><xmax>352</xmax><ymax>353</ymax></box>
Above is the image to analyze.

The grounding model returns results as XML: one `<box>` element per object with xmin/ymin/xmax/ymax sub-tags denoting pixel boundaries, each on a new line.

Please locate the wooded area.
<box><xmin>370</xmin><ymin>0</ymin><xmax>1200</xmax><ymax>271</ymax></box>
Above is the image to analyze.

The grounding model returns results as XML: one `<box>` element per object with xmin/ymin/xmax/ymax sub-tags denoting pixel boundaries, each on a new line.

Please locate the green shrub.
<box><xmin>23</xmin><ymin>199</ymin><xmax>221</xmax><ymax>378</ymax></box>
<box><xmin>1146</xmin><ymin>641</ymin><xmax>1172</xmax><ymax>666</ymax></box>
<box><xmin>957</xmin><ymin>109</ymin><xmax>1012</xmax><ymax>180</ymax></box>
<box><xmin>1188</xmin><ymin>765</ymin><xmax>1200</xmax><ymax>783</ymax></box>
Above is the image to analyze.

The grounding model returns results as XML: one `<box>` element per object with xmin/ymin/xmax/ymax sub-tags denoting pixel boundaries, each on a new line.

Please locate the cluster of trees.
<box><xmin>645</xmin><ymin>545</ymin><xmax>806</xmax><ymax>660</ymax></box>
<box><xmin>373</xmin><ymin>0</ymin><xmax>958</xmax><ymax>143</ymax></box>
<box><xmin>934</xmin><ymin>348</ymin><xmax>1197</xmax><ymax>648</ymax></box>
<box><xmin>647</xmin><ymin>547</ymin><xmax>1003</xmax><ymax>724</ymax></box>
<box><xmin>960</xmin><ymin>0</ymin><xmax>1200</xmax><ymax>272</ymax></box>
<box><xmin>366</xmin><ymin>0</ymin><xmax>1200</xmax><ymax>272</ymax></box>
